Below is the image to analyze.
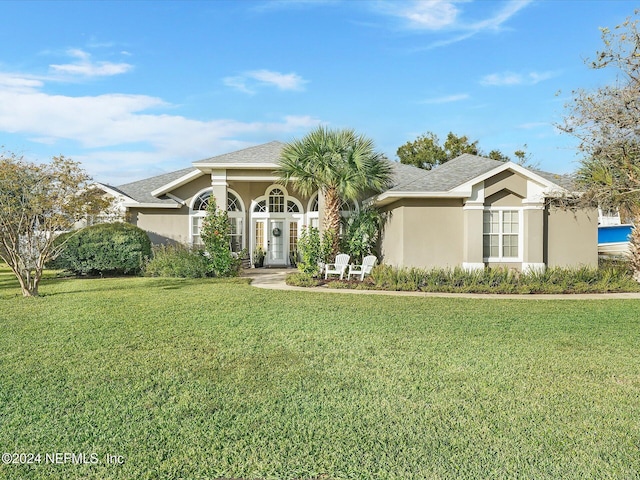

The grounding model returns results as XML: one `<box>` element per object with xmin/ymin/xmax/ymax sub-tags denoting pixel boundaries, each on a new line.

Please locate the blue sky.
<box><xmin>0</xmin><ymin>0</ymin><xmax>633</xmax><ymax>185</ymax></box>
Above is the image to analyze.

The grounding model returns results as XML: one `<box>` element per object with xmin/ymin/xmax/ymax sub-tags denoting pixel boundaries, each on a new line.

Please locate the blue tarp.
<box><xmin>598</xmin><ymin>224</ymin><xmax>633</xmax><ymax>244</ymax></box>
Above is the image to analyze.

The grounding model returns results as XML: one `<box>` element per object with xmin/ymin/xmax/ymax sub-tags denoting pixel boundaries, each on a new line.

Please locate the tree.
<box><xmin>278</xmin><ymin>126</ymin><xmax>393</xmax><ymax>256</ymax></box>
<box><xmin>558</xmin><ymin>11</ymin><xmax>640</xmax><ymax>277</ymax></box>
<box><xmin>397</xmin><ymin>131</ymin><xmax>522</xmax><ymax>170</ymax></box>
<box><xmin>396</xmin><ymin>132</ymin><xmax>446</xmax><ymax>170</ymax></box>
<box><xmin>443</xmin><ymin>132</ymin><xmax>479</xmax><ymax>159</ymax></box>
<box><xmin>199</xmin><ymin>195</ymin><xmax>238</xmax><ymax>277</ymax></box>
<box><xmin>0</xmin><ymin>153</ymin><xmax>110</xmax><ymax>296</ymax></box>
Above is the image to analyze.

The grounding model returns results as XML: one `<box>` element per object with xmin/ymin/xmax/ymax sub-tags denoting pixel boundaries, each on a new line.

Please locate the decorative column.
<box><xmin>210</xmin><ymin>169</ymin><xmax>228</xmax><ymax>209</ymax></box>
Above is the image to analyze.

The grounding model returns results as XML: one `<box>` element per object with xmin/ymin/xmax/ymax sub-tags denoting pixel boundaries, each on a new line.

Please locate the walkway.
<box><xmin>242</xmin><ymin>268</ymin><xmax>640</xmax><ymax>300</ymax></box>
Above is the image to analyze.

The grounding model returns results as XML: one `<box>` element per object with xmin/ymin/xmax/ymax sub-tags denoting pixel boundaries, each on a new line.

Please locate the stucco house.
<box><xmin>98</xmin><ymin>141</ymin><xmax>597</xmax><ymax>271</ymax></box>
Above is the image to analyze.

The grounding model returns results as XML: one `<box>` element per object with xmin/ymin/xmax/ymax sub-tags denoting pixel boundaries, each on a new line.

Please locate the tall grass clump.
<box><xmin>347</xmin><ymin>263</ymin><xmax>640</xmax><ymax>294</ymax></box>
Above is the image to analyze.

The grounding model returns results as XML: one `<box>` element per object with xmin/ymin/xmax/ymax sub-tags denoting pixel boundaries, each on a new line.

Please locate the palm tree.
<box><xmin>278</xmin><ymin>126</ymin><xmax>393</xmax><ymax>256</ymax></box>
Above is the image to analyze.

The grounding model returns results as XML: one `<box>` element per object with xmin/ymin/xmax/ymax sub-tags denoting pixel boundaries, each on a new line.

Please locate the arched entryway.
<box><xmin>250</xmin><ymin>185</ymin><xmax>304</xmax><ymax>267</ymax></box>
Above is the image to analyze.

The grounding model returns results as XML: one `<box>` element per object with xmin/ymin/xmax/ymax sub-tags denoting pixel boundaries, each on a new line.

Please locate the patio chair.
<box><xmin>347</xmin><ymin>255</ymin><xmax>377</xmax><ymax>281</ymax></box>
<box><xmin>324</xmin><ymin>253</ymin><xmax>350</xmax><ymax>280</ymax></box>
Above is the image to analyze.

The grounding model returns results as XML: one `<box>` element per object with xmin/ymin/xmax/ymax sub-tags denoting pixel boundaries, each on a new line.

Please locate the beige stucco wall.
<box><xmin>545</xmin><ymin>207</ymin><xmax>598</xmax><ymax>267</ymax></box>
<box><xmin>380</xmin><ymin>198</ymin><xmax>464</xmax><ymax>269</ymax></box>
<box><xmin>484</xmin><ymin>170</ymin><xmax>527</xmax><ymax>199</ymax></box>
<box><xmin>172</xmin><ymin>175</ymin><xmax>211</xmax><ymax>205</ymax></box>
<box><xmin>379</xmin><ymin>201</ymin><xmax>404</xmax><ymax>267</ymax></box>
<box><xmin>129</xmin><ymin>207</ymin><xmax>190</xmax><ymax>244</ymax></box>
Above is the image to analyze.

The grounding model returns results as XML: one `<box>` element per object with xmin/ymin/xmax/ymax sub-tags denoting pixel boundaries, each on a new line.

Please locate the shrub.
<box><xmin>144</xmin><ymin>244</ymin><xmax>213</xmax><ymax>278</ymax></box>
<box><xmin>340</xmin><ymin>206</ymin><xmax>385</xmax><ymax>263</ymax></box>
<box><xmin>200</xmin><ymin>196</ymin><xmax>238</xmax><ymax>277</ymax></box>
<box><xmin>285</xmin><ymin>272</ymin><xmax>323</xmax><ymax>287</ymax></box>
<box><xmin>366</xmin><ymin>264</ymin><xmax>640</xmax><ymax>294</ymax></box>
<box><xmin>296</xmin><ymin>227</ymin><xmax>334</xmax><ymax>276</ymax></box>
<box><xmin>52</xmin><ymin>222</ymin><xmax>151</xmax><ymax>275</ymax></box>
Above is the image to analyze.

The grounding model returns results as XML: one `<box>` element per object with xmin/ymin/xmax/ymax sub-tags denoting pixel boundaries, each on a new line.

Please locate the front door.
<box><xmin>267</xmin><ymin>219</ymin><xmax>287</xmax><ymax>266</ymax></box>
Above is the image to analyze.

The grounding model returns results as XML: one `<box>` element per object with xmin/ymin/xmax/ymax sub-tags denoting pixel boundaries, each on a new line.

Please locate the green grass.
<box><xmin>1</xmin><ymin>267</ymin><xmax>640</xmax><ymax>479</ymax></box>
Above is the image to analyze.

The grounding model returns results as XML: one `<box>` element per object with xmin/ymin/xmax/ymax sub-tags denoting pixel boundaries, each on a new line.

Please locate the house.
<box><xmin>98</xmin><ymin>141</ymin><xmax>598</xmax><ymax>271</ymax></box>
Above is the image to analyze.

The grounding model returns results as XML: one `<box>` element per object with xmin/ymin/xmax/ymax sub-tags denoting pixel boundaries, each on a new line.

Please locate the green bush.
<box><xmin>200</xmin><ymin>196</ymin><xmax>237</xmax><ymax>277</ymax></box>
<box><xmin>296</xmin><ymin>226</ymin><xmax>333</xmax><ymax>276</ymax></box>
<box><xmin>52</xmin><ymin>222</ymin><xmax>151</xmax><ymax>275</ymax></box>
<box><xmin>285</xmin><ymin>272</ymin><xmax>323</xmax><ymax>287</ymax></box>
<box><xmin>340</xmin><ymin>264</ymin><xmax>640</xmax><ymax>294</ymax></box>
<box><xmin>143</xmin><ymin>244</ymin><xmax>213</xmax><ymax>278</ymax></box>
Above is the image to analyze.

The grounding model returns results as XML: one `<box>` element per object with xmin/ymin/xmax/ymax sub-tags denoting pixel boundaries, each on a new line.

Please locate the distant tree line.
<box><xmin>396</xmin><ymin>131</ymin><xmax>531</xmax><ymax>171</ymax></box>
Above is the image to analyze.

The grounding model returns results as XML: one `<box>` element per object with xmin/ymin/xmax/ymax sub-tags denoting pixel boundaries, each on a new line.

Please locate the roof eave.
<box><xmin>150</xmin><ymin>170</ymin><xmax>204</xmax><ymax>197</ymax></box>
<box><xmin>122</xmin><ymin>202</ymin><xmax>182</xmax><ymax>209</ymax></box>
<box><xmin>372</xmin><ymin>190</ymin><xmax>470</xmax><ymax>207</ymax></box>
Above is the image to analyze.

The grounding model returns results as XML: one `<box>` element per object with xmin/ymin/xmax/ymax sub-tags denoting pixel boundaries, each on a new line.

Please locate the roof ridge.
<box><xmin>194</xmin><ymin>140</ymin><xmax>284</xmax><ymax>164</ymax></box>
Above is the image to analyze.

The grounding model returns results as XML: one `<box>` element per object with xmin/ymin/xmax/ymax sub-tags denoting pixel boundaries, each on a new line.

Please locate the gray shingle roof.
<box><xmin>530</xmin><ymin>169</ymin><xmax>576</xmax><ymax>190</ymax></box>
<box><xmin>388</xmin><ymin>154</ymin><xmax>505</xmax><ymax>192</ymax></box>
<box><xmin>387</xmin><ymin>154</ymin><xmax>572</xmax><ymax>193</ymax></box>
<box><xmin>193</xmin><ymin>141</ymin><xmax>285</xmax><ymax>165</ymax></box>
<box><xmin>116</xmin><ymin>167</ymin><xmax>198</xmax><ymax>205</ymax></box>
<box><xmin>112</xmin><ymin>145</ymin><xmax>574</xmax><ymax>206</ymax></box>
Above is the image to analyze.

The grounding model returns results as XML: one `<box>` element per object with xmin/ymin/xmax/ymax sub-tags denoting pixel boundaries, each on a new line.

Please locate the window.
<box><xmin>483</xmin><ymin>209</ymin><xmax>520</xmax><ymax>260</ymax></box>
<box><xmin>289</xmin><ymin>221</ymin><xmax>298</xmax><ymax>255</ymax></box>
<box><xmin>193</xmin><ymin>191</ymin><xmax>211</xmax><ymax>211</ymax></box>
<box><xmin>287</xmin><ymin>200</ymin><xmax>300</xmax><ymax>213</ymax></box>
<box><xmin>227</xmin><ymin>192</ymin><xmax>240</xmax><ymax>212</ymax></box>
<box><xmin>269</xmin><ymin>188</ymin><xmax>285</xmax><ymax>213</ymax></box>
<box><xmin>191</xmin><ymin>189</ymin><xmax>244</xmax><ymax>250</ymax></box>
<box><xmin>308</xmin><ymin>193</ymin><xmax>319</xmax><ymax>229</ymax></box>
<box><xmin>229</xmin><ymin>217</ymin><xmax>243</xmax><ymax>253</ymax></box>
<box><xmin>310</xmin><ymin>195</ymin><xmax>319</xmax><ymax>212</ymax></box>
<box><xmin>253</xmin><ymin>200</ymin><xmax>267</xmax><ymax>213</ymax></box>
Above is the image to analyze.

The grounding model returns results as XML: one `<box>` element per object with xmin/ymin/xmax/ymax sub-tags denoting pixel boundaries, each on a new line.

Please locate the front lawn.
<box><xmin>1</xmin><ymin>267</ymin><xmax>639</xmax><ymax>479</ymax></box>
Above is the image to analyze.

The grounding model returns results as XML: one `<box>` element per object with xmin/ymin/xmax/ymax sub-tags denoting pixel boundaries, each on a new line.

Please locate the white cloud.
<box><xmin>396</xmin><ymin>0</ymin><xmax>460</xmax><ymax>30</ymax></box>
<box><xmin>247</xmin><ymin>70</ymin><xmax>307</xmax><ymax>90</ymax></box>
<box><xmin>0</xmin><ymin>73</ymin><xmax>44</xmax><ymax>92</ymax></box>
<box><xmin>224</xmin><ymin>69</ymin><xmax>308</xmax><ymax>93</ymax></box>
<box><xmin>422</xmin><ymin>93</ymin><xmax>469</xmax><ymax>104</ymax></box>
<box><xmin>376</xmin><ymin>0</ymin><xmax>533</xmax><ymax>47</ymax></box>
<box><xmin>0</xmin><ymin>72</ymin><xmax>321</xmax><ymax>183</ymax></box>
<box><xmin>49</xmin><ymin>49</ymin><xmax>133</xmax><ymax>77</ymax></box>
<box><xmin>480</xmin><ymin>70</ymin><xmax>558</xmax><ymax>86</ymax></box>
<box><xmin>222</xmin><ymin>76</ymin><xmax>255</xmax><ymax>94</ymax></box>
<box><xmin>517</xmin><ymin>122</ymin><xmax>549</xmax><ymax>130</ymax></box>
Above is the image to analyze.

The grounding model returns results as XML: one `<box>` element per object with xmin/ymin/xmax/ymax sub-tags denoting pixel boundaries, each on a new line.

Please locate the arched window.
<box><xmin>191</xmin><ymin>189</ymin><xmax>244</xmax><ymax>252</ymax></box>
<box><xmin>253</xmin><ymin>200</ymin><xmax>267</xmax><ymax>213</ymax></box>
<box><xmin>268</xmin><ymin>188</ymin><xmax>285</xmax><ymax>213</ymax></box>
<box><xmin>227</xmin><ymin>192</ymin><xmax>240</xmax><ymax>212</ymax></box>
<box><xmin>193</xmin><ymin>191</ymin><xmax>211</xmax><ymax>211</ymax></box>
<box><xmin>307</xmin><ymin>193</ymin><xmax>319</xmax><ymax>229</ymax></box>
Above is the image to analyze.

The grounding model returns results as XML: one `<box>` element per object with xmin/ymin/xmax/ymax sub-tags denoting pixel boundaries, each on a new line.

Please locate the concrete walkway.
<box><xmin>242</xmin><ymin>268</ymin><xmax>640</xmax><ymax>300</ymax></box>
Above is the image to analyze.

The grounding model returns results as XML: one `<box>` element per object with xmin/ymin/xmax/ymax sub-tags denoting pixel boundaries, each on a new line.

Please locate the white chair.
<box><xmin>347</xmin><ymin>255</ymin><xmax>377</xmax><ymax>281</ymax></box>
<box><xmin>324</xmin><ymin>254</ymin><xmax>350</xmax><ymax>280</ymax></box>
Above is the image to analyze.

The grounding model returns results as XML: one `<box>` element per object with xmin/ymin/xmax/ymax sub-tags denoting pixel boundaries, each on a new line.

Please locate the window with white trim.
<box><xmin>483</xmin><ymin>209</ymin><xmax>521</xmax><ymax>260</ymax></box>
<box><xmin>308</xmin><ymin>193</ymin><xmax>319</xmax><ymax>229</ymax></box>
<box><xmin>268</xmin><ymin>188</ymin><xmax>285</xmax><ymax>213</ymax></box>
<box><xmin>191</xmin><ymin>190</ymin><xmax>244</xmax><ymax>251</ymax></box>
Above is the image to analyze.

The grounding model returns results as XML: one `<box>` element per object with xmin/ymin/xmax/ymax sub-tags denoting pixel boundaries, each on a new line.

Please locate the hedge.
<box><xmin>52</xmin><ymin>222</ymin><xmax>151</xmax><ymax>275</ymax></box>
